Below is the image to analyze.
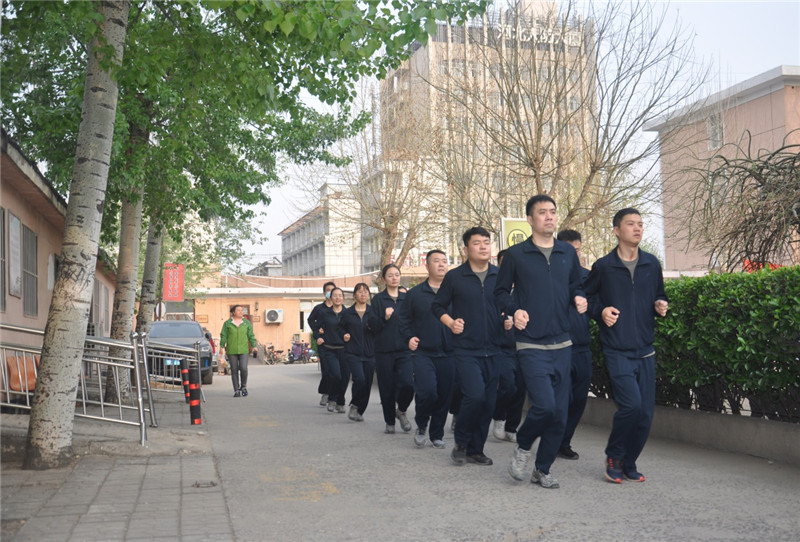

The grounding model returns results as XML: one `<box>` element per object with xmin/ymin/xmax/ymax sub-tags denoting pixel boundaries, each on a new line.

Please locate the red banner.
<box><xmin>163</xmin><ymin>263</ymin><xmax>185</xmax><ymax>302</ymax></box>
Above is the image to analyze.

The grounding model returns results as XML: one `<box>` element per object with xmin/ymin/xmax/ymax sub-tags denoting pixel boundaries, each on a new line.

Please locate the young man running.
<box><xmin>397</xmin><ymin>249</ymin><xmax>454</xmax><ymax>449</ymax></box>
<box><xmin>584</xmin><ymin>208</ymin><xmax>668</xmax><ymax>484</ymax></box>
<box><xmin>432</xmin><ymin>227</ymin><xmax>505</xmax><ymax>466</ymax></box>
<box><xmin>308</xmin><ymin>281</ymin><xmax>336</xmax><ymax>406</ymax></box>
<box><xmin>555</xmin><ymin>229</ymin><xmax>592</xmax><ymax>460</ymax></box>
<box><xmin>495</xmin><ymin>195</ymin><xmax>586</xmax><ymax>488</ymax></box>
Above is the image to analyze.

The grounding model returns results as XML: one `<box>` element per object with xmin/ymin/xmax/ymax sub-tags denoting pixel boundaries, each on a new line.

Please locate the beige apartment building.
<box><xmin>646</xmin><ymin>65</ymin><xmax>800</xmax><ymax>272</ymax></box>
<box><xmin>0</xmin><ymin>129</ymin><xmax>116</xmax><ymax>348</ymax></box>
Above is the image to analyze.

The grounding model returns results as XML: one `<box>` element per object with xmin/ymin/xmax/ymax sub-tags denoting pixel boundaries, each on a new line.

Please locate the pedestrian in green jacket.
<box><xmin>220</xmin><ymin>305</ymin><xmax>257</xmax><ymax>397</ymax></box>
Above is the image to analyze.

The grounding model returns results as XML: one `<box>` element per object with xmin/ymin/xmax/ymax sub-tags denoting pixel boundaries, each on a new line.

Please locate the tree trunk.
<box><xmin>24</xmin><ymin>0</ymin><xmax>130</xmax><ymax>470</ymax></box>
<box><xmin>135</xmin><ymin>219</ymin><xmax>163</xmax><ymax>334</ymax></box>
<box><xmin>105</xmin><ymin>185</ymin><xmax>144</xmax><ymax>401</ymax></box>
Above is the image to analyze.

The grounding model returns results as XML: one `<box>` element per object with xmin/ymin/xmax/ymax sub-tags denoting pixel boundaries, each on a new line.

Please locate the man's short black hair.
<box><xmin>426</xmin><ymin>249</ymin><xmax>447</xmax><ymax>261</ymax></box>
<box><xmin>322</xmin><ymin>281</ymin><xmax>336</xmax><ymax>293</ymax></box>
<box><xmin>556</xmin><ymin>229</ymin><xmax>582</xmax><ymax>243</ymax></box>
<box><xmin>462</xmin><ymin>226</ymin><xmax>491</xmax><ymax>246</ymax></box>
<box><xmin>526</xmin><ymin>194</ymin><xmax>556</xmax><ymax>216</ymax></box>
<box><xmin>613</xmin><ymin>208</ymin><xmax>641</xmax><ymax>228</ymax></box>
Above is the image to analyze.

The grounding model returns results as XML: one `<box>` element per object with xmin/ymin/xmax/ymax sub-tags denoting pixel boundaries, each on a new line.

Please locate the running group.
<box><xmin>307</xmin><ymin>195</ymin><xmax>669</xmax><ymax>488</ymax></box>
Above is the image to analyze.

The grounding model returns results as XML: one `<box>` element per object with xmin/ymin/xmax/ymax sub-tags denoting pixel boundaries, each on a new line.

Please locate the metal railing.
<box><xmin>0</xmin><ymin>323</ymin><xmax>204</xmax><ymax>445</ymax></box>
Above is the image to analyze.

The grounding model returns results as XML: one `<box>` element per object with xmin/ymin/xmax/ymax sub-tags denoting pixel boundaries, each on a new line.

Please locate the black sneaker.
<box><xmin>451</xmin><ymin>445</ymin><xmax>467</xmax><ymax>466</ymax></box>
<box><xmin>233</xmin><ymin>391</ymin><xmax>241</xmax><ymax>398</ymax></box>
<box><xmin>605</xmin><ymin>457</ymin><xmax>623</xmax><ymax>484</ymax></box>
<box><xmin>558</xmin><ymin>446</ymin><xmax>579</xmax><ymax>460</ymax></box>
<box><xmin>466</xmin><ymin>453</ymin><xmax>493</xmax><ymax>466</ymax></box>
<box><xmin>624</xmin><ymin>467</ymin><xmax>646</xmax><ymax>482</ymax></box>
<box><xmin>240</xmin><ymin>387</ymin><xmax>248</xmax><ymax>397</ymax></box>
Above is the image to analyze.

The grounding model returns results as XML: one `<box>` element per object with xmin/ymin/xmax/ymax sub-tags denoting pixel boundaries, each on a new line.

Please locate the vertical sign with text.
<box><xmin>163</xmin><ymin>263</ymin><xmax>184</xmax><ymax>302</ymax></box>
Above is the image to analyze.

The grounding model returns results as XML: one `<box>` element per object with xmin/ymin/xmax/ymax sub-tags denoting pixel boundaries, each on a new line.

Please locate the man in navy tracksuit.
<box><xmin>495</xmin><ymin>195</ymin><xmax>586</xmax><ymax>489</ymax></box>
<box><xmin>397</xmin><ymin>249</ymin><xmax>454</xmax><ymax>449</ymax></box>
<box><xmin>584</xmin><ymin>208</ymin><xmax>668</xmax><ymax>484</ymax></box>
<box><xmin>556</xmin><ymin>229</ymin><xmax>592</xmax><ymax>461</ymax></box>
<box><xmin>432</xmin><ymin>227</ymin><xmax>507</xmax><ymax>466</ymax></box>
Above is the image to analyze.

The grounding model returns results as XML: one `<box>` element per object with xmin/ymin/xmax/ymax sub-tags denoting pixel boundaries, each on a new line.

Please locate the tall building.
<box><xmin>378</xmin><ymin>0</ymin><xmax>595</xmax><ymax>260</ymax></box>
<box><xmin>279</xmin><ymin>183</ymin><xmax>362</xmax><ymax>277</ymax></box>
<box><xmin>646</xmin><ymin>65</ymin><xmax>800</xmax><ymax>272</ymax></box>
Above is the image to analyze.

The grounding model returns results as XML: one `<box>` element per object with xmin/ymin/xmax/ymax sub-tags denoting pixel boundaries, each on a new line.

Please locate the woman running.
<box><xmin>340</xmin><ymin>283</ymin><xmax>379</xmax><ymax>421</ymax></box>
<box><xmin>372</xmin><ymin>264</ymin><xmax>414</xmax><ymax>434</ymax></box>
<box><xmin>313</xmin><ymin>287</ymin><xmax>349</xmax><ymax>413</ymax></box>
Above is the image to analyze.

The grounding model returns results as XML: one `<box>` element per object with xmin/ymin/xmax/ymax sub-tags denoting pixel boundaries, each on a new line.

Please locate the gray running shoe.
<box><xmin>432</xmin><ymin>439</ymin><xmax>446</xmax><ymax>449</ymax></box>
<box><xmin>327</xmin><ymin>400</ymin><xmax>336</xmax><ymax>412</ymax></box>
<box><xmin>508</xmin><ymin>446</ymin><xmax>533</xmax><ymax>481</ymax></box>
<box><xmin>335</xmin><ymin>404</ymin><xmax>345</xmax><ymax>413</ymax></box>
<box><xmin>506</xmin><ymin>431</ymin><xmax>518</xmax><ymax>443</ymax></box>
<box><xmin>532</xmin><ymin>469</ymin><xmax>560</xmax><ymax>489</ymax></box>
<box><xmin>348</xmin><ymin>405</ymin><xmax>359</xmax><ymax>421</ymax></box>
<box><xmin>396</xmin><ymin>410</ymin><xmax>412</xmax><ymax>432</ymax></box>
<box><xmin>493</xmin><ymin>419</ymin><xmax>507</xmax><ymax>441</ymax></box>
<box><xmin>384</xmin><ymin>424</ymin><xmax>396</xmax><ymax>434</ymax></box>
<box><xmin>319</xmin><ymin>394</ymin><xmax>329</xmax><ymax>406</ymax></box>
<box><xmin>414</xmin><ymin>428</ymin><xmax>428</xmax><ymax>448</ymax></box>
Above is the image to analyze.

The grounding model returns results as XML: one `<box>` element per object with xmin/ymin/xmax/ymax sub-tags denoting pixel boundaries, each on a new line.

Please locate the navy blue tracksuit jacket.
<box><xmin>584</xmin><ymin>247</ymin><xmax>667</xmax><ymax>354</ymax></box>
<box><xmin>431</xmin><ymin>262</ymin><xmax>505</xmax><ymax>357</ymax></box>
<box><xmin>397</xmin><ymin>280</ymin><xmax>452</xmax><ymax>357</ymax></box>
<box><xmin>371</xmin><ymin>290</ymin><xmax>409</xmax><ymax>354</ymax></box>
<box><xmin>494</xmin><ymin>237</ymin><xmax>584</xmax><ymax>345</ymax></box>
<box><xmin>339</xmin><ymin>304</ymin><xmax>379</xmax><ymax>359</ymax></box>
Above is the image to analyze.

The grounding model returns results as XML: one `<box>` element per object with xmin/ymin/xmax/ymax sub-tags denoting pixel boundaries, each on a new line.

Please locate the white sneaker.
<box><xmin>414</xmin><ymin>428</ymin><xmax>428</xmax><ymax>448</ymax></box>
<box><xmin>335</xmin><ymin>404</ymin><xmax>345</xmax><ymax>414</ymax></box>
<box><xmin>326</xmin><ymin>400</ymin><xmax>335</xmax><ymax>412</ymax></box>
<box><xmin>396</xmin><ymin>410</ymin><xmax>412</xmax><ymax>432</ymax></box>
<box><xmin>508</xmin><ymin>446</ymin><xmax>533</xmax><ymax>481</ymax></box>
<box><xmin>319</xmin><ymin>394</ymin><xmax>328</xmax><ymax>406</ymax></box>
<box><xmin>506</xmin><ymin>431</ymin><xmax>518</xmax><ymax>443</ymax></box>
<box><xmin>432</xmin><ymin>439</ymin><xmax>446</xmax><ymax>449</ymax></box>
<box><xmin>532</xmin><ymin>469</ymin><xmax>560</xmax><ymax>489</ymax></box>
<box><xmin>348</xmin><ymin>405</ymin><xmax>359</xmax><ymax>421</ymax></box>
<box><xmin>493</xmin><ymin>419</ymin><xmax>507</xmax><ymax>441</ymax></box>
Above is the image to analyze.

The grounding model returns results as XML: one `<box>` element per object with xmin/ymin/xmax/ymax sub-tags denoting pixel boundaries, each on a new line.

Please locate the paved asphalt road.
<box><xmin>203</xmin><ymin>363</ymin><xmax>800</xmax><ymax>542</ymax></box>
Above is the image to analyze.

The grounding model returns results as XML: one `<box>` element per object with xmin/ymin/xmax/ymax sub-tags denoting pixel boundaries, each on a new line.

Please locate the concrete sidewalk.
<box><xmin>3</xmin><ymin>363</ymin><xmax>800</xmax><ymax>541</ymax></box>
<box><xmin>2</xmin><ymin>393</ymin><xmax>232</xmax><ymax>541</ymax></box>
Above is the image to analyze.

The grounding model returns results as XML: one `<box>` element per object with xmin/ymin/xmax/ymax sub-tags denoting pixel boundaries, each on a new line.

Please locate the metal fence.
<box><xmin>0</xmin><ymin>323</ymin><xmax>205</xmax><ymax>445</ymax></box>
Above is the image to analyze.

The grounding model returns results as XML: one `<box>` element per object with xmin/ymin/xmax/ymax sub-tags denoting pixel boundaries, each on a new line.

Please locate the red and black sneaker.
<box><xmin>605</xmin><ymin>457</ymin><xmax>623</xmax><ymax>484</ymax></box>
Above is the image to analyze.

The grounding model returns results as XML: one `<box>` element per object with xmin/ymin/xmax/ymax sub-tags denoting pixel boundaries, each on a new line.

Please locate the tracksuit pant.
<box><xmin>375</xmin><ymin>351</ymin><xmax>414</xmax><ymax>426</ymax></box>
<box><xmin>516</xmin><ymin>347</ymin><xmax>571</xmax><ymax>474</ymax></box>
<box><xmin>346</xmin><ymin>355</ymin><xmax>375</xmax><ymax>415</ymax></box>
<box><xmin>561</xmin><ymin>348</ymin><xmax>592</xmax><ymax>449</ymax></box>
<box><xmin>317</xmin><ymin>346</ymin><xmax>330</xmax><ymax>396</ymax></box>
<box><xmin>323</xmin><ymin>347</ymin><xmax>350</xmax><ymax>406</ymax></box>
<box><xmin>493</xmin><ymin>350</ymin><xmax>526</xmax><ymax>434</ymax></box>
<box><xmin>603</xmin><ymin>347</ymin><xmax>656</xmax><ymax>469</ymax></box>
<box><xmin>412</xmin><ymin>354</ymin><xmax>455</xmax><ymax>442</ymax></box>
<box><xmin>454</xmin><ymin>355</ymin><xmax>499</xmax><ymax>455</ymax></box>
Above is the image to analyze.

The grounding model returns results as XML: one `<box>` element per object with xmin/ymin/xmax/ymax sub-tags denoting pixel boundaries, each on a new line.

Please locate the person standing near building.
<box><xmin>308</xmin><ymin>281</ymin><xmax>336</xmax><ymax>406</ymax></box>
<box><xmin>432</xmin><ymin>227</ymin><xmax>505</xmax><ymax>466</ymax></box>
<box><xmin>340</xmin><ymin>283</ymin><xmax>379</xmax><ymax>422</ymax></box>
<box><xmin>584</xmin><ymin>208</ymin><xmax>669</xmax><ymax>484</ymax></box>
<box><xmin>495</xmin><ymin>195</ymin><xmax>586</xmax><ymax>489</ymax></box>
<box><xmin>372</xmin><ymin>264</ymin><xmax>414</xmax><ymax>434</ymax></box>
<box><xmin>314</xmin><ymin>287</ymin><xmax>349</xmax><ymax>413</ymax></box>
<box><xmin>219</xmin><ymin>305</ymin><xmax>257</xmax><ymax>398</ymax></box>
<box><xmin>555</xmin><ymin>229</ymin><xmax>592</xmax><ymax>460</ymax></box>
<box><xmin>492</xmin><ymin>249</ymin><xmax>527</xmax><ymax>444</ymax></box>
<box><xmin>397</xmin><ymin>249</ymin><xmax>454</xmax><ymax>449</ymax></box>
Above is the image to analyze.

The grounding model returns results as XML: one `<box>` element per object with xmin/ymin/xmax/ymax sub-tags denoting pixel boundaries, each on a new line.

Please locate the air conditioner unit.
<box><xmin>265</xmin><ymin>308</ymin><xmax>284</xmax><ymax>324</ymax></box>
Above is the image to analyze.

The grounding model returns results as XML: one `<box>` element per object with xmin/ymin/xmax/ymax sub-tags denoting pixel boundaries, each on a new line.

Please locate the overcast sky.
<box><xmin>239</xmin><ymin>0</ymin><xmax>800</xmax><ymax>269</ymax></box>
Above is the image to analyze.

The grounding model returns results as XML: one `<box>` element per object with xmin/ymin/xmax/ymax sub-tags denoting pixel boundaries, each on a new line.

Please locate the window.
<box><xmin>0</xmin><ymin>207</ymin><xmax>5</xmax><ymax>312</ymax></box>
<box><xmin>707</xmin><ymin>113</ymin><xmax>724</xmax><ymax>150</ymax></box>
<box><xmin>22</xmin><ymin>225</ymin><xmax>37</xmax><ymax>317</ymax></box>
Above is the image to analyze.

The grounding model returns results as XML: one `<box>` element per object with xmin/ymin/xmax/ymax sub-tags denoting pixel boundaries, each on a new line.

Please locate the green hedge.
<box><xmin>589</xmin><ymin>266</ymin><xmax>800</xmax><ymax>423</ymax></box>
